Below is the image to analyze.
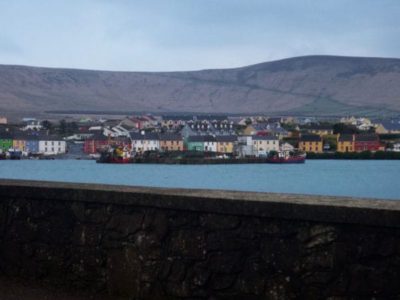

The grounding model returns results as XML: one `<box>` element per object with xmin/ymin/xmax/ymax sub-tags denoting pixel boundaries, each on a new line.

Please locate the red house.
<box><xmin>84</xmin><ymin>134</ymin><xmax>109</xmax><ymax>154</ymax></box>
<box><xmin>111</xmin><ymin>137</ymin><xmax>132</xmax><ymax>150</ymax></box>
<box><xmin>354</xmin><ymin>134</ymin><xmax>383</xmax><ymax>152</ymax></box>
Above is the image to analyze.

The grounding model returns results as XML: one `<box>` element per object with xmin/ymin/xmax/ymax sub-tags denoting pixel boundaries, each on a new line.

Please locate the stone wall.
<box><xmin>0</xmin><ymin>179</ymin><xmax>400</xmax><ymax>299</ymax></box>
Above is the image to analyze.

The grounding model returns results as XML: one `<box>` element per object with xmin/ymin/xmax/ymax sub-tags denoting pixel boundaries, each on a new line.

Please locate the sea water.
<box><xmin>0</xmin><ymin>159</ymin><xmax>399</xmax><ymax>200</ymax></box>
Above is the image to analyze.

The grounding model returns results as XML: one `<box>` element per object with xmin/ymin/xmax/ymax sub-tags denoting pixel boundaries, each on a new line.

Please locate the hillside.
<box><xmin>0</xmin><ymin>55</ymin><xmax>400</xmax><ymax>117</ymax></box>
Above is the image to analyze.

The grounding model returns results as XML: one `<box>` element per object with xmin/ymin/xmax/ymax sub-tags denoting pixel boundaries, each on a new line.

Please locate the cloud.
<box><xmin>0</xmin><ymin>0</ymin><xmax>399</xmax><ymax>71</ymax></box>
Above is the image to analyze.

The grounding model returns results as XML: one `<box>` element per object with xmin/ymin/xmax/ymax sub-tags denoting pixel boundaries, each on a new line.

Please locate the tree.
<box><xmin>59</xmin><ymin>119</ymin><xmax>67</xmax><ymax>135</ymax></box>
<box><xmin>333</xmin><ymin>123</ymin><xmax>358</xmax><ymax>135</ymax></box>
<box><xmin>41</xmin><ymin>120</ymin><xmax>53</xmax><ymax>131</ymax></box>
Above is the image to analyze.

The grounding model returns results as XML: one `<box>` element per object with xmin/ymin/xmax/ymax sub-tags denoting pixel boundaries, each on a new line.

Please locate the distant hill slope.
<box><xmin>0</xmin><ymin>55</ymin><xmax>400</xmax><ymax>116</ymax></box>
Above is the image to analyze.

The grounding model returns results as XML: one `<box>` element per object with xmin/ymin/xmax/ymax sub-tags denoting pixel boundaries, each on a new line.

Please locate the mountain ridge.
<box><xmin>0</xmin><ymin>55</ymin><xmax>399</xmax><ymax>117</ymax></box>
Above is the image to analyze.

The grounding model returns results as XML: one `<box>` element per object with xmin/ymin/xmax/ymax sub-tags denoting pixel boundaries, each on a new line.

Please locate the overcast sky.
<box><xmin>0</xmin><ymin>0</ymin><xmax>399</xmax><ymax>71</ymax></box>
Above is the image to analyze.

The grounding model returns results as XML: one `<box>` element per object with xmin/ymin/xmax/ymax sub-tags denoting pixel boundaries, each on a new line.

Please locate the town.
<box><xmin>0</xmin><ymin>114</ymin><xmax>400</xmax><ymax>160</ymax></box>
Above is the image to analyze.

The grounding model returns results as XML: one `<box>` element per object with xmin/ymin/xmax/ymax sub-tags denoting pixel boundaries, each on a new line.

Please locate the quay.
<box><xmin>0</xmin><ymin>179</ymin><xmax>399</xmax><ymax>299</ymax></box>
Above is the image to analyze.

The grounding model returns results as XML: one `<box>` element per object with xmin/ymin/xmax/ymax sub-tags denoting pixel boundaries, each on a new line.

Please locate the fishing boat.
<box><xmin>266</xmin><ymin>150</ymin><xmax>306</xmax><ymax>164</ymax></box>
<box><xmin>97</xmin><ymin>146</ymin><xmax>134</xmax><ymax>164</ymax></box>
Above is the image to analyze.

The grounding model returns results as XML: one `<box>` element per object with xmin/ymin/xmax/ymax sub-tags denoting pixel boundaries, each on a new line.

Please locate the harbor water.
<box><xmin>0</xmin><ymin>159</ymin><xmax>399</xmax><ymax>200</ymax></box>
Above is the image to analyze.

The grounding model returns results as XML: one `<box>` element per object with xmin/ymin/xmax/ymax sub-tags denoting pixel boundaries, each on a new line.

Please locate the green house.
<box><xmin>185</xmin><ymin>136</ymin><xmax>204</xmax><ymax>152</ymax></box>
<box><xmin>0</xmin><ymin>132</ymin><xmax>13</xmax><ymax>151</ymax></box>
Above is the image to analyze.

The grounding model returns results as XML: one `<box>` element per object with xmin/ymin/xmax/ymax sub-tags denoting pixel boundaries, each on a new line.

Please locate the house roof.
<box><xmin>87</xmin><ymin>133</ymin><xmax>108</xmax><ymax>141</ymax></box>
<box><xmin>355</xmin><ymin>134</ymin><xmax>379</xmax><ymax>142</ymax></box>
<box><xmin>159</xmin><ymin>133</ymin><xmax>182</xmax><ymax>141</ymax></box>
<box><xmin>380</xmin><ymin>120</ymin><xmax>400</xmax><ymax>131</ymax></box>
<box><xmin>300</xmin><ymin>134</ymin><xmax>322</xmax><ymax>142</ymax></box>
<box><xmin>188</xmin><ymin>136</ymin><xmax>205</xmax><ymax>142</ymax></box>
<box><xmin>253</xmin><ymin>135</ymin><xmax>279</xmax><ymax>141</ymax></box>
<box><xmin>307</xmin><ymin>124</ymin><xmax>333</xmax><ymax>130</ymax></box>
<box><xmin>215</xmin><ymin>135</ymin><xmax>237</xmax><ymax>142</ymax></box>
<box><xmin>129</xmin><ymin>132</ymin><xmax>159</xmax><ymax>140</ymax></box>
<box><xmin>338</xmin><ymin>134</ymin><xmax>354</xmax><ymax>142</ymax></box>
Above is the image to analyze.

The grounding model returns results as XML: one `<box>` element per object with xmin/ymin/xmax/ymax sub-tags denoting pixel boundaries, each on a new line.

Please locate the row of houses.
<box><xmin>298</xmin><ymin>134</ymin><xmax>385</xmax><ymax>153</ymax></box>
<box><xmin>84</xmin><ymin>132</ymin><xmax>282</xmax><ymax>157</ymax></box>
<box><xmin>0</xmin><ymin>132</ymin><xmax>67</xmax><ymax>155</ymax></box>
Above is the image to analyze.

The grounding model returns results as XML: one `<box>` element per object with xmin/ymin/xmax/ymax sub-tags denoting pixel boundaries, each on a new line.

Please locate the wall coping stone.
<box><xmin>1</xmin><ymin>179</ymin><xmax>400</xmax><ymax>228</ymax></box>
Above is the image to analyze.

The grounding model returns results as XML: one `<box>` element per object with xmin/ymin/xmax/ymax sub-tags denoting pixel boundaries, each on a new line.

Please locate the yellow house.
<box><xmin>13</xmin><ymin>137</ymin><xmax>26</xmax><ymax>151</ymax></box>
<box><xmin>159</xmin><ymin>133</ymin><xmax>184</xmax><ymax>151</ymax></box>
<box><xmin>216</xmin><ymin>135</ymin><xmax>237</xmax><ymax>154</ymax></box>
<box><xmin>337</xmin><ymin>134</ymin><xmax>355</xmax><ymax>152</ymax></box>
<box><xmin>299</xmin><ymin>134</ymin><xmax>323</xmax><ymax>153</ymax></box>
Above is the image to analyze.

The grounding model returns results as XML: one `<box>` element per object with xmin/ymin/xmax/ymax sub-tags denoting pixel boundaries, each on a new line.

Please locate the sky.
<box><xmin>0</xmin><ymin>0</ymin><xmax>399</xmax><ymax>71</ymax></box>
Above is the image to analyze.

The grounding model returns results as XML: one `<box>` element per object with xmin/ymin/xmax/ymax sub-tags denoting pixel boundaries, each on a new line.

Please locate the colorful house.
<box><xmin>186</xmin><ymin>136</ymin><xmax>205</xmax><ymax>152</ymax></box>
<box><xmin>252</xmin><ymin>135</ymin><xmax>280</xmax><ymax>157</ymax></box>
<box><xmin>299</xmin><ymin>134</ymin><xmax>323</xmax><ymax>153</ymax></box>
<box><xmin>337</xmin><ymin>134</ymin><xmax>355</xmax><ymax>152</ymax></box>
<box><xmin>354</xmin><ymin>134</ymin><xmax>383</xmax><ymax>152</ymax></box>
<box><xmin>130</xmin><ymin>132</ymin><xmax>160</xmax><ymax>153</ymax></box>
<box><xmin>216</xmin><ymin>135</ymin><xmax>237</xmax><ymax>154</ymax></box>
<box><xmin>203</xmin><ymin>135</ymin><xmax>217</xmax><ymax>152</ymax></box>
<box><xmin>159</xmin><ymin>133</ymin><xmax>184</xmax><ymax>152</ymax></box>
<box><xmin>84</xmin><ymin>134</ymin><xmax>109</xmax><ymax>154</ymax></box>
<box><xmin>0</xmin><ymin>132</ymin><xmax>13</xmax><ymax>151</ymax></box>
<box><xmin>25</xmin><ymin>136</ymin><xmax>40</xmax><ymax>154</ymax></box>
<box><xmin>12</xmin><ymin>133</ymin><xmax>27</xmax><ymax>151</ymax></box>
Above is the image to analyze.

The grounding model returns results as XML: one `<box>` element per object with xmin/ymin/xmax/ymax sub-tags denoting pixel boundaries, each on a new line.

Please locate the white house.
<box><xmin>130</xmin><ymin>132</ymin><xmax>160</xmax><ymax>153</ymax></box>
<box><xmin>22</xmin><ymin>120</ymin><xmax>43</xmax><ymax>131</ymax></box>
<box><xmin>203</xmin><ymin>135</ymin><xmax>217</xmax><ymax>152</ymax></box>
<box><xmin>39</xmin><ymin>137</ymin><xmax>67</xmax><ymax>155</ymax></box>
<box><xmin>252</xmin><ymin>136</ymin><xmax>279</xmax><ymax>157</ymax></box>
<box><xmin>391</xmin><ymin>143</ymin><xmax>400</xmax><ymax>152</ymax></box>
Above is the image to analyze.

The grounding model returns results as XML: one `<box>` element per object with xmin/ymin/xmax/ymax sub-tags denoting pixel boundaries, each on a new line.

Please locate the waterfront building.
<box><xmin>25</xmin><ymin>136</ymin><xmax>40</xmax><ymax>154</ymax></box>
<box><xmin>354</xmin><ymin>134</ymin><xmax>383</xmax><ymax>152</ymax></box>
<box><xmin>0</xmin><ymin>132</ymin><xmax>13</xmax><ymax>151</ymax></box>
<box><xmin>392</xmin><ymin>143</ymin><xmax>400</xmax><ymax>152</ymax></box>
<box><xmin>252</xmin><ymin>135</ymin><xmax>280</xmax><ymax>157</ymax></box>
<box><xmin>130</xmin><ymin>132</ymin><xmax>160</xmax><ymax>153</ymax></box>
<box><xmin>38</xmin><ymin>136</ymin><xmax>67</xmax><ymax>155</ymax></box>
<box><xmin>110</xmin><ymin>137</ymin><xmax>132</xmax><ymax>150</ymax></box>
<box><xmin>186</xmin><ymin>136</ymin><xmax>205</xmax><ymax>152</ymax></box>
<box><xmin>237</xmin><ymin>136</ymin><xmax>254</xmax><ymax>157</ymax></box>
<box><xmin>216</xmin><ymin>135</ymin><xmax>237</xmax><ymax>154</ymax></box>
<box><xmin>203</xmin><ymin>135</ymin><xmax>217</xmax><ymax>152</ymax></box>
<box><xmin>337</xmin><ymin>134</ymin><xmax>355</xmax><ymax>152</ymax></box>
<box><xmin>299</xmin><ymin>134</ymin><xmax>323</xmax><ymax>153</ymax></box>
<box><xmin>84</xmin><ymin>134</ymin><xmax>109</xmax><ymax>154</ymax></box>
<box><xmin>12</xmin><ymin>133</ymin><xmax>27</xmax><ymax>151</ymax></box>
<box><xmin>159</xmin><ymin>133</ymin><xmax>184</xmax><ymax>152</ymax></box>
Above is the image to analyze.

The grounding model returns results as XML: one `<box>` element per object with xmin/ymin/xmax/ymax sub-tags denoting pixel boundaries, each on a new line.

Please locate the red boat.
<box><xmin>266</xmin><ymin>150</ymin><xmax>306</xmax><ymax>164</ymax></box>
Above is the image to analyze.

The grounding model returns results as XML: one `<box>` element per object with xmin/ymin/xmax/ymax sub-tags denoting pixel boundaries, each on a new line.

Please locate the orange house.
<box><xmin>159</xmin><ymin>133</ymin><xmax>184</xmax><ymax>151</ymax></box>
